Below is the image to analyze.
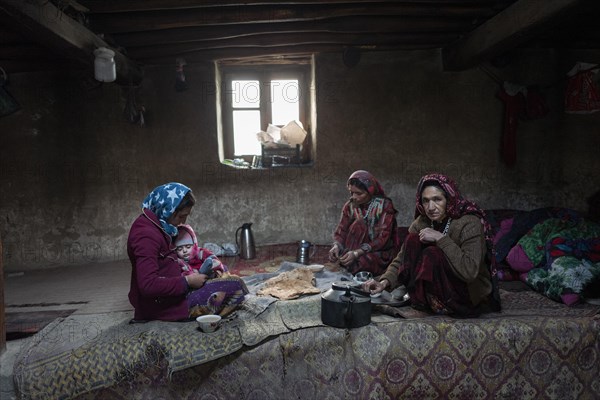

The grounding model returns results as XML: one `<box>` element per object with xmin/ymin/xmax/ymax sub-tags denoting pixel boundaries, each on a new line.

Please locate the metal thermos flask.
<box><xmin>296</xmin><ymin>240</ymin><xmax>312</xmax><ymax>265</ymax></box>
<box><xmin>236</xmin><ymin>223</ymin><xmax>256</xmax><ymax>259</ymax></box>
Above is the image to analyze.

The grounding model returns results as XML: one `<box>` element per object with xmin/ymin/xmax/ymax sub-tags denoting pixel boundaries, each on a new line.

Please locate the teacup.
<box><xmin>353</xmin><ymin>271</ymin><xmax>373</xmax><ymax>283</ymax></box>
<box><xmin>196</xmin><ymin>314</ymin><xmax>222</xmax><ymax>333</ymax></box>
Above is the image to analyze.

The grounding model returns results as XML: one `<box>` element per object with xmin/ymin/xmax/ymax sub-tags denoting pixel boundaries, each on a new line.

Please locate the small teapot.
<box><xmin>296</xmin><ymin>240</ymin><xmax>312</xmax><ymax>265</ymax></box>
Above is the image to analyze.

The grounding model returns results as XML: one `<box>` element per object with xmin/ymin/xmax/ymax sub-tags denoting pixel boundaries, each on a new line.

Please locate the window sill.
<box><xmin>221</xmin><ymin>160</ymin><xmax>313</xmax><ymax>170</ymax></box>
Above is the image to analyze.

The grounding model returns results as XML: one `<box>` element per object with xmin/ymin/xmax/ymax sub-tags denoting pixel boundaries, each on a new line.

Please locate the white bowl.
<box><xmin>353</xmin><ymin>271</ymin><xmax>373</xmax><ymax>283</ymax></box>
<box><xmin>390</xmin><ymin>285</ymin><xmax>407</xmax><ymax>300</ymax></box>
<box><xmin>196</xmin><ymin>314</ymin><xmax>222</xmax><ymax>333</ymax></box>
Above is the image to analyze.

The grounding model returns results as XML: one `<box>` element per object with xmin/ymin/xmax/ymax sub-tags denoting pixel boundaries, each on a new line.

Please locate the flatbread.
<box><xmin>257</xmin><ymin>268</ymin><xmax>320</xmax><ymax>300</ymax></box>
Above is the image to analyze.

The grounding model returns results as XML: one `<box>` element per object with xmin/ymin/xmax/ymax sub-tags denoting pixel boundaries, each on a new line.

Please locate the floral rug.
<box><xmin>12</xmin><ymin>260</ymin><xmax>600</xmax><ymax>400</ymax></box>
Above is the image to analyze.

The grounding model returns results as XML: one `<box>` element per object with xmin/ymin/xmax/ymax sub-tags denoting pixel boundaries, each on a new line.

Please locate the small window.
<box><xmin>216</xmin><ymin>58</ymin><xmax>315</xmax><ymax>168</ymax></box>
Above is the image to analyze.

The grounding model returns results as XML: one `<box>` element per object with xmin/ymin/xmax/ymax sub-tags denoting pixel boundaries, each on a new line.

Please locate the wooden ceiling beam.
<box><xmin>78</xmin><ymin>0</ymin><xmax>515</xmax><ymax>14</ymax></box>
<box><xmin>0</xmin><ymin>0</ymin><xmax>142</xmax><ymax>83</ymax></box>
<box><xmin>112</xmin><ymin>17</ymin><xmax>471</xmax><ymax>47</ymax></box>
<box><xmin>127</xmin><ymin>32</ymin><xmax>460</xmax><ymax>60</ymax></box>
<box><xmin>442</xmin><ymin>0</ymin><xmax>585</xmax><ymax>71</ymax></box>
<box><xmin>89</xmin><ymin>4</ymin><xmax>501</xmax><ymax>34</ymax></box>
<box><xmin>139</xmin><ymin>43</ymin><xmax>421</xmax><ymax>65</ymax></box>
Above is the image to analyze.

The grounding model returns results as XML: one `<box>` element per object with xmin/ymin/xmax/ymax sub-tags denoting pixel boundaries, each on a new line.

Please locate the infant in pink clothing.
<box><xmin>175</xmin><ymin>224</ymin><xmax>227</xmax><ymax>279</ymax></box>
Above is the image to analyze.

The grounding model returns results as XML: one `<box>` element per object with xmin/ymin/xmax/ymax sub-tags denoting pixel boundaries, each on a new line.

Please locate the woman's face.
<box><xmin>348</xmin><ymin>184</ymin><xmax>371</xmax><ymax>206</ymax></box>
<box><xmin>421</xmin><ymin>186</ymin><xmax>447</xmax><ymax>222</ymax></box>
<box><xmin>167</xmin><ymin>206</ymin><xmax>192</xmax><ymax>226</ymax></box>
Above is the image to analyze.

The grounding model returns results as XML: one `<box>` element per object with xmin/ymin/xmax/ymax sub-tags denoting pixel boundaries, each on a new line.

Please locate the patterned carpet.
<box><xmin>11</xmin><ymin>257</ymin><xmax>600</xmax><ymax>400</ymax></box>
<box><xmin>13</xmin><ymin>288</ymin><xmax>600</xmax><ymax>400</ymax></box>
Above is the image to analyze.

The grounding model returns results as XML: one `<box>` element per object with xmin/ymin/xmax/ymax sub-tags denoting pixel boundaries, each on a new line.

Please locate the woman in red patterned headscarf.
<box><xmin>365</xmin><ymin>174</ymin><xmax>501</xmax><ymax>316</ymax></box>
<box><xmin>329</xmin><ymin>170</ymin><xmax>401</xmax><ymax>275</ymax></box>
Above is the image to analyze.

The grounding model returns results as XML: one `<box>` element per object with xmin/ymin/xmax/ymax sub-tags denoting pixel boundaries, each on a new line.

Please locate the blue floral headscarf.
<box><xmin>142</xmin><ymin>182</ymin><xmax>192</xmax><ymax>236</ymax></box>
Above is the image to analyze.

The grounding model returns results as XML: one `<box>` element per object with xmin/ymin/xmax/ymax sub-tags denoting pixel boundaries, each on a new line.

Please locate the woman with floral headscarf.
<box><xmin>365</xmin><ymin>174</ymin><xmax>501</xmax><ymax>316</ymax></box>
<box><xmin>329</xmin><ymin>170</ymin><xmax>401</xmax><ymax>275</ymax></box>
<box><xmin>127</xmin><ymin>182</ymin><xmax>248</xmax><ymax>322</ymax></box>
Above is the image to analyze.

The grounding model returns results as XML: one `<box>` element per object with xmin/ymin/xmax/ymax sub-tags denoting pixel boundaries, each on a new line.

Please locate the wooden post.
<box><xmin>0</xmin><ymin>237</ymin><xmax>5</xmax><ymax>353</ymax></box>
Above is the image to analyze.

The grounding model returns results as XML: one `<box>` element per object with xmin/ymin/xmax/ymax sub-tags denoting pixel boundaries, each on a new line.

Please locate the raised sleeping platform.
<box><xmin>13</xmin><ymin>262</ymin><xmax>600</xmax><ymax>400</ymax></box>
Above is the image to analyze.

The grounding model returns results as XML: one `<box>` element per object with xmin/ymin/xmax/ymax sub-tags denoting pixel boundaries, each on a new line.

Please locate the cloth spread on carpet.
<box><xmin>12</xmin><ymin>262</ymin><xmax>600</xmax><ymax>400</ymax></box>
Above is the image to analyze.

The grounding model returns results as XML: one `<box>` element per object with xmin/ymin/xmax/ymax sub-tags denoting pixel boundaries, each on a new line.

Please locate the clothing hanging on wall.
<box><xmin>564</xmin><ymin>62</ymin><xmax>600</xmax><ymax>114</ymax></box>
<box><xmin>124</xmin><ymin>84</ymin><xmax>145</xmax><ymax>126</ymax></box>
<box><xmin>497</xmin><ymin>82</ymin><xmax>549</xmax><ymax>167</ymax></box>
<box><xmin>175</xmin><ymin>58</ymin><xmax>188</xmax><ymax>92</ymax></box>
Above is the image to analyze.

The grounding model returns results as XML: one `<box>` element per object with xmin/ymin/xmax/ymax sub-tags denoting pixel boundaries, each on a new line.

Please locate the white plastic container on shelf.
<box><xmin>93</xmin><ymin>47</ymin><xmax>116</xmax><ymax>82</ymax></box>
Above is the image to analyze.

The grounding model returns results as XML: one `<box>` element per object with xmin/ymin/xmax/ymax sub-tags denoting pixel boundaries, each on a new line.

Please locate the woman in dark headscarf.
<box><xmin>329</xmin><ymin>170</ymin><xmax>401</xmax><ymax>275</ymax></box>
<box><xmin>127</xmin><ymin>182</ymin><xmax>248</xmax><ymax>322</ymax></box>
<box><xmin>365</xmin><ymin>174</ymin><xmax>500</xmax><ymax>316</ymax></box>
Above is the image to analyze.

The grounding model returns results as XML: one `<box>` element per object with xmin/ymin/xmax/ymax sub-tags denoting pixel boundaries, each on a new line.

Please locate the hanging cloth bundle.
<box><xmin>564</xmin><ymin>62</ymin><xmax>600</xmax><ymax>114</ymax></box>
<box><xmin>175</xmin><ymin>57</ymin><xmax>188</xmax><ymax>92</ymax></box>
<box><xmin>497</xmin><ymin>82</ymin><xmax>525</xmax><ymax>167</ymax></box>
<box><xmin>0</xmin><ymin>67</ymin><xmax>20</xmax><ymax>117</ymax></box>
<box><xmin>497</xmin><ymin>82</ymin><xmax>549</xmax><ymax>167</ymax></box>
<box><xmin>123</xmin><ymin>84</ymin><xmax>145</xmax><ymax>126</ymax></box>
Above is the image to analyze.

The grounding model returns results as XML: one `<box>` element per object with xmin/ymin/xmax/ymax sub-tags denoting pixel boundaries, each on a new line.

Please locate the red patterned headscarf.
<box><xmin>415</xmin><ymin>174</ymin><xmax>483</xmax><ymax>221</ymax></box>
<box><xmin>348</xmin><ymin>170</ymin><xmax>385</xmax><ymax>197</ymax></box>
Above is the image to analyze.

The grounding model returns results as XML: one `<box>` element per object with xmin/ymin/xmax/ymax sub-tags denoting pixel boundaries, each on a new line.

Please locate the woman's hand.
<box><xmin>362</xmin><ymin>278</ymin><xmax>388</xmax><ymax>294</ymax></box>
<box><xmin>419</xmin><ymin>227</ymin><xmax>443</xmax><ymax>243</ymax></box>
<box><xmin>328</xmin><ymin>244</ymin><xmax>340</xmax><ymax>262</ymax></box>
<box><xmin>339</xmin><ymin>250</ymin><xmax>359</xmax><ymax>266</ymax></box>
<box><xmin>185</xmin><ymin>272</ymin><xmax>209</xmax><ymax>289</ymax></box>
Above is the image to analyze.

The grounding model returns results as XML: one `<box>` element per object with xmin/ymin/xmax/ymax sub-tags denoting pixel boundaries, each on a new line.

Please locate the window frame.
<box><xmin>216</xmin><ymin>61</ymin><xmax>314</xmax><ymax>167</ymax></box>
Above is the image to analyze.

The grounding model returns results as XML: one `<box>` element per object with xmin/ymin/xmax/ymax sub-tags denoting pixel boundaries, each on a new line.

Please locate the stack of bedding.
<box><xmin>486</xmin><ymin>207</ymin><xmax>600</xmax><ymax>305</ymax></box>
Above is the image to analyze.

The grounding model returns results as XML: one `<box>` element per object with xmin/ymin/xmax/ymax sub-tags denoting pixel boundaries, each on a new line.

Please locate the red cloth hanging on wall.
<box><xmin>564</xmin><ymin>62</ymin><xmax>600</xmax><ymax>114</ymax></box>
<box><xmin>497</xmin><ymin>82</ymin><xmax>549</xmax><ymax>167</ymax></box>
<box><xmin>497</xmin><ymin>83</ymin><xmax>525</xmax><ymax>167</ymax></box>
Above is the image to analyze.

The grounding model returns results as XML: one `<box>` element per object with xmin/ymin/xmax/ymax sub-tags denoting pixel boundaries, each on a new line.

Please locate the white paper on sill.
<box><xmin>280</xmin><ymin>120</ymin><xmax>306</xmax><ymax>146</ymax></box>
<box><xmin>266</xmin><ymin>123</ymin><xmax>282</xmax><ymax>142</ymax></box>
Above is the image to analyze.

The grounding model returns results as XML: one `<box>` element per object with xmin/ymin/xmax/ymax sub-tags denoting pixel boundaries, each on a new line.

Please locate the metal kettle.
<box><xmin>321</xmin><ymin>281</ymin><xmax>371</xmax><ymax>329</ymax></box>
<box><xmin>235</xmin><ymin>222</ymin><xmax>256</xmax><ymax>259</ymax></box>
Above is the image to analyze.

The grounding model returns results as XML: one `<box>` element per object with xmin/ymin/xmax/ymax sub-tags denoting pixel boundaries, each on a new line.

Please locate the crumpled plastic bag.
<box><xmin>203</xmin><ymin>242</ymin><xmax>239</xmax><ymax>257</ymax></box>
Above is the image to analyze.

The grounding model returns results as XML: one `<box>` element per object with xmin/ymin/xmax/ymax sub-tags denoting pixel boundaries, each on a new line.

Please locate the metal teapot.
<box><xmin>321</xmin><ymin>281</ymin><xmax>371</xmax><ymax>329</ymax></box>
<box><xmin>296</xmin><ymin>239</ymin><xmax>312</xmax><ymax>265</ymax></box>
<box><xmin>235</xmin><ymin>222</ymin><xmax>256</xmax><ymax>259</ymax></box>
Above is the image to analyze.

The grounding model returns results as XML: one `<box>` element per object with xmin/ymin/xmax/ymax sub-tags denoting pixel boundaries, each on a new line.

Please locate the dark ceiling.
<box><xmin>1</xmin><ymin>0</ymin><xmax>599</xmax><ymax>84</ymax></box>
